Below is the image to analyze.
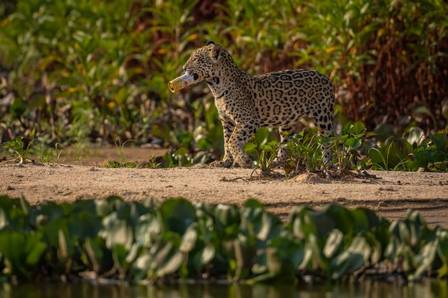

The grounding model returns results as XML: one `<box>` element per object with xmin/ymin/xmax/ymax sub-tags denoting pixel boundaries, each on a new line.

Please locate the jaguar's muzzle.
<box><xmin>168</xmin><ymin>71</ymin><xmax>196</xmax><ymax>93</ymax></box>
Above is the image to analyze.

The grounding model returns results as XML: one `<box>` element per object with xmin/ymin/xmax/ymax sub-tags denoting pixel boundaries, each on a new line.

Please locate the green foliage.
<box><xmin>104</xmin><ymin>160</ymin><xmax>157</xmax><ymax>169</ymax></box>
<box><xmin>0</xmin><ymin>0</ymin><xmax>204</xmax><ymax>145</ymax></box>
<box><xmin>1</xmin><ymin>137</ymin><xmax>30</xmax><ymax>163</ymax></box>
<box><xmin>300</xmin><ymin>0</ymin><xmax>448</xmax><ymax>128</ymax></box>
<box><xmin>369</xmin><ymin>138</ymin><xmax>412</xmax><ymax>171</ymax></box>
<box><xmin>245</xmin><ymin>123</ymin><xmax>448</xmax><ymax>174</ymax></box>
<box><xmin>0</xmin><ymin>137</ymin><xmax>62</xmax><ymax>163</ymax></box>
<box><xmin>408</xmin><ymin>132</ymin><xmax>448</xmax><ymax>171</ymax></box>
<box><xmin>245</xmin><ymin>124</ymin><xmax>367</xmax><ymax>174</ymax></box>
<box><xmin>0</xmin><ymin>195</ymin><xmax>447</xmax><ymax>283</ymax></box>
<box><xmin>244</xmin><ymin>128</ymin><xmax>279</xmax><ymax>173</ymax></box>
<box><xmin>369</xmin><ymin>130</ymin><xmax>448</xmax><ymax>171</ymax></box>
<box><xmin>333</xmin><ymin>122</ymin><xmax>368</xmax><ymax>171</ymax></box>
<box><xmin>282</xmin><ymin>122</ymin><xmax>368</xmax><ymax>174</ymax></box>
<box><xmin>1</xmin><ymin>0</ymin><xmax>447</xmax><ymax>150</ymax></box>
<box><xmin>285</xmin><ymin>130</ymin><xmax>323</xmax><ymax>173</ymax></box>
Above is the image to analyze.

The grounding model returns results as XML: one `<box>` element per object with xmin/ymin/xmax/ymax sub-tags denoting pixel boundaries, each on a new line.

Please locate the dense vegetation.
<box><xmin>0</xmin><ymin>195</ymin><xmax>447</xmax><ymax>283</ymax></box>
<box><xmin>2</xmin><ymin>120</ymin><xmax>447</xmax><ymax>173</ymax></box>
<box><xmin>0</xmin><ymin>1</ymin><xmax>447</xmax><ymax>166</ymax></box>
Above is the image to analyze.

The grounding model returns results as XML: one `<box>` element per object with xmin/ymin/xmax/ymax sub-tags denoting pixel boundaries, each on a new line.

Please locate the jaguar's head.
<box><xmin>168</xmin><ymin>41</ymin><xmax>230</xmax><ymax>93</ymax></box>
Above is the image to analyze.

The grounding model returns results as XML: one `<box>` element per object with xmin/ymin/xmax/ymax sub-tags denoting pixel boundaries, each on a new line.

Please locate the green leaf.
<box><xmin>324</xmin><ymin>229</ymin><xmax>344</xmax><ymax>258</ymax></box>
<box><xmin>159</xmin><ymin>198</ymin><xmax>195</xmax><ymax>235</ymax></box>
<box><xmin>156</xmin><ymin>247</ymin><xmax>184</xmax><ymax>277</ymax></box>
<box><xmin>101</xmin><ymin>213</ymin><xmax>133</xmax><ymax>249</ymax></box>
<box><xmin>243</xmin><ymin>198</ymin><xmax>263</xmax><ymax>209</ymax></box>
<box><xmin>244</xmin><ymin>142</ymin><xmax>257</xmax><ymax>154</ymax></box>
<box><xmin>201</xmin><ymin>244</ymin><xmax>215</xmax><ymax>265</ymax></box>
<box><xmin>11</xmin><ymin>98</ymin><xmax>26</xmax><ymax>118</ymax></box>
<box><xmin>411</xmin><ymin>240</ymin><xmax>438</xmax><ymax>280</ymax></box>
<box><xmin>179</xmin><ymin>224</ymin><xmax>197</xmax><ymax>253</ymax></box>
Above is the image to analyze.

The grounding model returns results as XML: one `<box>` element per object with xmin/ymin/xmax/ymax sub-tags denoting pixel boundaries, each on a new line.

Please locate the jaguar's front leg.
<box><xmin>210</xmin><ymin>117</ymin><xmax>234</xmax><ymax>168</ymax></box>
<box><xmin>229</xmin><ymin>123</ymin><xmax>257</xmax><ymax>168</ymax></box>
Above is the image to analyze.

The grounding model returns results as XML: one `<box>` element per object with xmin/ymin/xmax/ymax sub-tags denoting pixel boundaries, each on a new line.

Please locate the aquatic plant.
<box><xmin>0</xmin><ymin>195</ymin><xmax>446</xmax><ymax>283</ymax></box>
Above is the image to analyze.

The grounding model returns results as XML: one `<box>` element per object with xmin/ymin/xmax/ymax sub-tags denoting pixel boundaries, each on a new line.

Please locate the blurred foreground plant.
<box><xmin>0</xmin><ymin>195</ymin><xmax>447</xmax><ymax>283</ymax></box>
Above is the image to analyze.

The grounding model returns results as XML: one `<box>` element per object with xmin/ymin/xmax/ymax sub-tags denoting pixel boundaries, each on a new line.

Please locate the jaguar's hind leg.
<box><xmin>273</xmin><ymin>126</ymin><xmax>294</xmax><ymax>167</ymax></box>
<box><xmin>314</xmin><ymin>114</ymin><xmax>334</xmax><ymax>167</ymax></box>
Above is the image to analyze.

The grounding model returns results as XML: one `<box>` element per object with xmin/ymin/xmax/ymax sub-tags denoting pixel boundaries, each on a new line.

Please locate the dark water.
<box><xmin>1</xmin><ymin>280</ymin><xmax>447</xmax><ymax>298</ymax></box>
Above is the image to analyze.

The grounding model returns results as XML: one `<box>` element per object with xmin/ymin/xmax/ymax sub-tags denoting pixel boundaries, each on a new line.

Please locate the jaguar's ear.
<box><xmin>205</xmin><ymin>40</ymin><xmax>215</xmax><ymax>46</ymax></box>
<box><xmin>208</xmin><ymin>43</ymin><xmax>221</xmax><ymax>62</ymax></box>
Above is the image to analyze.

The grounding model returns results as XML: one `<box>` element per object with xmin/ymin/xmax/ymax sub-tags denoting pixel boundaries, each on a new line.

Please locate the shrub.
<box><xmin>1</xmin><ymin>0</ymin><xmax>447</xmax><ymax>148</ymax></box>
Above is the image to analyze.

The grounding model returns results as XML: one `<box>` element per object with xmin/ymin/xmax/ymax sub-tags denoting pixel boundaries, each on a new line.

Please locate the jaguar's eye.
<box><xmin>192</xmin><ymin>73</ymin><xmax>199</xmax><ymax>80</ymax></box>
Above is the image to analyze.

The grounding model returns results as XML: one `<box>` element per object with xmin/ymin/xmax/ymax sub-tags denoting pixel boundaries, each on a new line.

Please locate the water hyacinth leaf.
<box><xmin>396</xmin><ymin>244</ymin><xmax>415</xmax><ymax>272</ymax></box>
<box><xmin>58</xmin><ymin>229</ymin><xmax>69</xmax><ymax>260</ymax></box>
<box><xmin>0</xmin><ymin>231</ymin><xmax>26</xmax><ymax>263</ymax></box>
<box><xmin>324</xmin><ymin>229</ymin><xmax>344</xmax><ymax>258</ymax></box>
<box><xmin>411</xmin><ymin>240</ymin><xmax>438</xmax><ymax>280</ymax></box>
<box><xmin>331</xmin><ymin>236</ymin><xmax>371</xmax><ymax>278</ymax></box>
<box><xmin>360</xmin><ymin>208</ymin><xmax>382</xmax><ymax>228</ymax></box>
<box><xmin>350</xmin><ymin>209</ymin><xmax>370</xmax><ymax>232</ymax></box>
<box><xmin>257</xmin><ymin>213</ymin><xmax>282</xmax><ymax>241</ymax></box>
<box><xmin>324</xmin><ymin>205</ymin><xmax>354</xmax><ymax>234</ymax></box>
<box><xmin>83</xmin><ymin>237</ymin><xmax>106</xmax><ymax>272</ymax></box>
<box><xmin>268</xmin><ymin>235</ymin><xmax>305</xmax><ymax>273</ymax></box>
<box><xmin>401</xmin><ymin>210</ymin><xmax>426</xmax><ymax>246</ymax></box>
<box><xmin>310</xmin><ymin>212</ymin><xmax>335</xmax><ymax>240</ymax></box>
<box><xmin>0</xmin><ymin>196</ymin><xmax>447</xmax><ymax>282</ymax></box>
<box><xmin>101</xmin><ymin>214</ymin><xmax>133</xmax><ymax>249</ymax></box>
<box><xmin>243</xmin><ymin>198</ymin><xmax>264</xmax><ymax>209</ymax></box>
<box><xmin>26</xmin><ymin>238</ymin><xmax>46</xmax><ymax>266</ymax></box>
<box><xmin>384</xmin><ymin>232</ymin><xmax>398</xmax><ymax>256</ymax></box>
<box><xmin>438</xmin><ymin>234</ymin><xmax>448</xmax><ymax>278</ymax></box>
<box><xmin>289</xmin><ymin>206</ymin><xmax>316</xmax><ymax>239</ymax></box>
<box><xmin>406</xmin><ymin>127</ymin><xmax>426</xmax><ymax>146</ymax></box>
<box><xmin>180</xmin><ymin>224</ymin><xmax>197</xmax><ymax>253</ymax></box>
<box><xmin>134</xmin><ymin>251</ymin><xmax>151</xmax><ymax>273</ymax></box>
<box><xmin>156</xmin><ymin>251</ymin><xmax>184</xmax><ymax>277</ymax></box>
<box><xmin>232</xmin><ymin>237</ymin><xmax>253</xmax><ymax>280</ymax></box>
<box><xmin>298</xmin><ymin>240</ymin><xmax>315</xmax><ymax>270</ymax></box>
<box><xmin>438</xmin><ymin>264</ymin><xmax>448</xmax><ymax>279</ymax></box>
<box><xmin>266</xmin><ymin>247</ymin><xmax>282</xmax><ymax>275</ymax></box>
<box><xmin>348</xmin><ymin>235</ymin><xmax>372</xmax><ymax>262</ymax></box>
<box><xmin>135</xmin><ymin>215</ymin><xmax>160</xmax><ymax>247</ymax></box>
<box><xmin>363</xmin><ymin>232</ymin><xmax>383</xmax><ymax>264</ymax></box>
<box><xmin>0</xmin><ymin>209</ymin><xmax>7</xmax><ymax>229</ymax></box>
<box><xmin>215</xmin><ymin>204</ymin><xmax>240</xmax><ymax>237</ymax></box>
<box><xmin>95</xmin><ymin>200</ymin><xmax>113</xmax><ymax>217</ymax></box>
<box><xmin>159</xmin><ymin>198</ymin><xmax>195</xmax><ymax>234</ymax></box>
<box><xmin>126</xmin><ymin>243</ymin><xmax>141</xmax><ymax>264</ymax></box>
<box><xmin>201</xmin><ymin>244</ymin><xmax>215</xmax><ymax>265</ymax></box>
<box><xmin>112</xmin><ymin>244</ymin><xmax>129</xmax><ymax>276</ymax></box>
<box><xmin>0</xmin><ymin>231</ymin><xmax>46</xmax><ymax>276</ymax></box>
<box><xmin>40</xmin><ymin>218</ymin><xmax>68</xmax><ymax>248</ymax></box>
<box><xmin>331</xmin><ymin>252</ymin><xmax>365</xmax><ymax>279</ymax></box>
<box><xmin>241</xmin><ymin>206</ymin><xmax>264</xmax><ymax>238</ymax></box>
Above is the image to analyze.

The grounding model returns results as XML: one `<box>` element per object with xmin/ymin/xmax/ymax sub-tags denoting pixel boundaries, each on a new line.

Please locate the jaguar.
<box><xmin>169</xmin><ymin>41</ymin><xmax>335</xmax><ymax>168</ymax></box>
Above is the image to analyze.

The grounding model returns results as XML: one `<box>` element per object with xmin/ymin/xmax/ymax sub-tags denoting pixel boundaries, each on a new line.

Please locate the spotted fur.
<box><xmin>181</xmin><ymin>42</ymin><xmax>335</xmax><ymax>168</ymax></box>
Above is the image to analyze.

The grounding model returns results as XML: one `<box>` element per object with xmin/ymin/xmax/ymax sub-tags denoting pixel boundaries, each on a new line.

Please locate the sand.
<box><xmin>1</xmin><ymin>163</ymin><xmax>448</xmax><ymax>227</ymax></box>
